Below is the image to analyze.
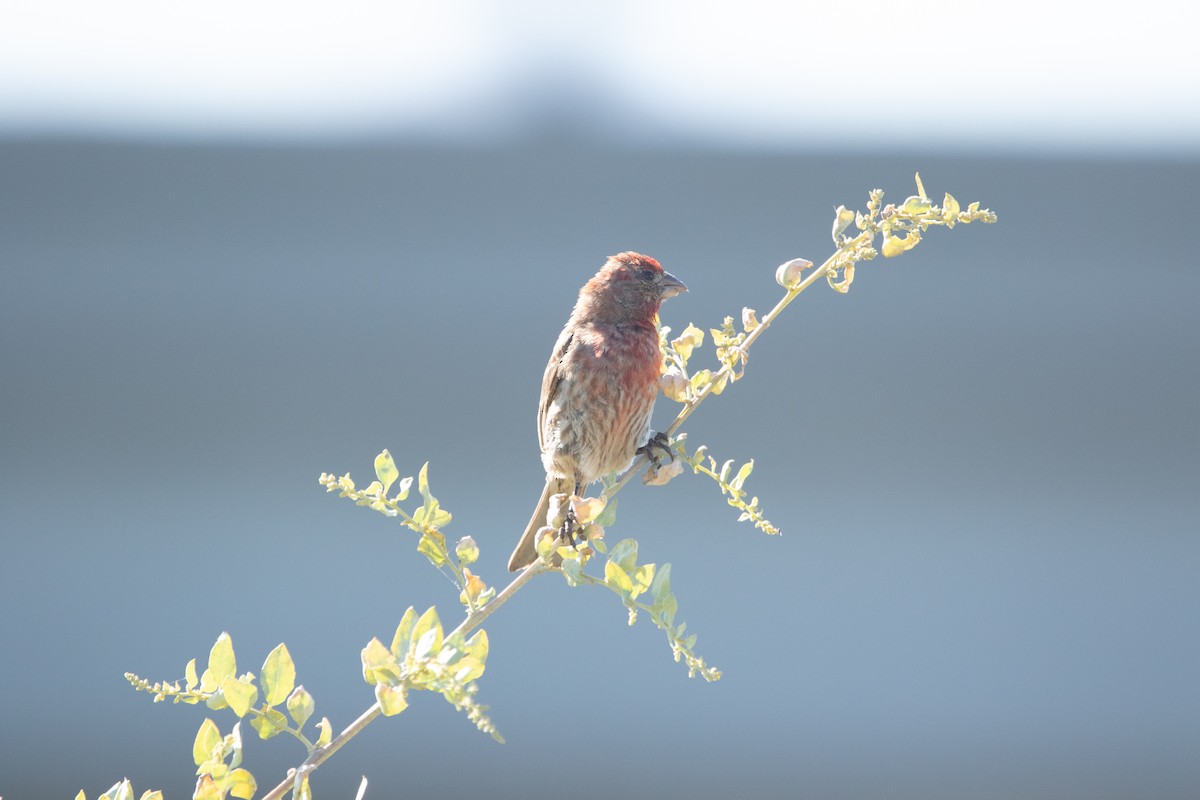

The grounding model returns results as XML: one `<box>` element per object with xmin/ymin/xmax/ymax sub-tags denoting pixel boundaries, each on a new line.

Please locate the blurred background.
<box><xmin>1</xmin><ymin>2</ymin><xmax>1197</xmax><ymax>799</ymax></box>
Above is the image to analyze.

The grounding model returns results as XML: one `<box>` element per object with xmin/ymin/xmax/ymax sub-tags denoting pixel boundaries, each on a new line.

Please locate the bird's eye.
<box><xmin>636</xmin><ymin>268</ymin><xmax>656</xmax><ymax>282</ymax></box>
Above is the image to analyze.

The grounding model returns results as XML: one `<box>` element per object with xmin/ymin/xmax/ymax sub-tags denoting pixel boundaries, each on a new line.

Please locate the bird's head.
<box><xmin>577</xmin><ymin>252</ymin><xmax>686</xmax><ymax>322</ymax></box>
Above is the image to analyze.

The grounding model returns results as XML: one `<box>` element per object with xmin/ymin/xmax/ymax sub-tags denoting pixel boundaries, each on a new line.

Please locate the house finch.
<box><xmin>506</xmin><ymin>252</ymin><xmax>687</xmax><ymax>572</ymax></box>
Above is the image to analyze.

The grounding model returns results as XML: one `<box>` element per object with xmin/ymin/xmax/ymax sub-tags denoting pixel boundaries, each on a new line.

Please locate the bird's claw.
<box><xmin>559</xmin><ymin>504</ymin><xmax>581</xmax><ymax>549</ymax></box>
<box><xmin>637</xmin><ymin>430</ymin><xmax>673</xmax><ymax>467</ymax></box>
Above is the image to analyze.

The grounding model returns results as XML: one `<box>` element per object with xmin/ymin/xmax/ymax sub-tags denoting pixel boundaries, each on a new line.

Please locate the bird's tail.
<box><xmin>507</xmin><ymin>476</ymin><xmax>572</xmax><ymax>572</ymax></box>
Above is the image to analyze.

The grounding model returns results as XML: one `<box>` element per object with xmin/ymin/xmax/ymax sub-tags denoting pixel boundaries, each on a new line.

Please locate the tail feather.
<box><xmin>508</xmin><ymin>477</ymin><xmax>572</xmax><ymax>572</ymax></box>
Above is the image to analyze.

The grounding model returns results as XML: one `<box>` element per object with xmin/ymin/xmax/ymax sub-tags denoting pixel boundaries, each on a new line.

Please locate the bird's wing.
<box><xmin>537</xmin><ymin>331</ymin><xmax>573</xmax><ymax>453</ymax></box>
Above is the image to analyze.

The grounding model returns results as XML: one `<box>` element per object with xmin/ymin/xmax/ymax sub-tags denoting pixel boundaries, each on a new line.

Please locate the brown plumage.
<box><xmin>507</xmin><ymin>252</ymin><xmax>686</xmax><ymax>571</ymax></box>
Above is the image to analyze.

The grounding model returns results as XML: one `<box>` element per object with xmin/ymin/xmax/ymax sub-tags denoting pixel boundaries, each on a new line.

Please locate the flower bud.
<box><xmin>741</xmin><ymin>307</ymin><xmax>760</xmax><ymax>333</ymax></box>
<box><xmin>660</xmin><ymin>367</ymin><xmax>689</xmax><ymax>402</ymax></box>
<box><xmin>455</xmin><ymin>536</ymin><xmax>479</xmax><ymax>565</ymax></box>
<box><xmin>831</xmin><ymin>205</ymin><xmax>855</xmax><ymax>242</ymax></box>
<box><xmin>775</xmin><ymin>257</ymin><xmax>813</xmax><ymax>289</ymax></box>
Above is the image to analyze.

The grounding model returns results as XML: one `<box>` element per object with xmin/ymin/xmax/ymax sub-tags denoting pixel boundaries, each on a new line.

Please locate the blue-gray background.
<box><xmin>1</xmin><ymin>138</ymin><xmax>1197</xmax><ymax>800</ymax></box>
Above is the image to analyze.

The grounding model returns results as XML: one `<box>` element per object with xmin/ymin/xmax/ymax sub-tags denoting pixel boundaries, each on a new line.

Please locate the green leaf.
<box><xmin>374</xmin><ymin>450</ymin><xmax>399</xmax><ymax>495</ymax></box>
<box><xmin>660</xmin><ymin>592</ymin><xmax>678</xmax><ymax>626</ymax></box>
<box><xmin>208</xmin><ymin>633</ymin><xmax>236</xmax><ymax>685</ymax></box>
<box><xmin>729</xmin><ymin>460</ymin><xmax>753</xmax><ymax>492</ymax></box>
<box><xmin>286</xmin><ymin>685</ymin><xmax>315</xmax><ymax>729</ymax></box>
<box><xmin>193</xmin><ymin>719</ymin><xmax>221</xmax><ymax>767</ymax></box>
<box><xmin>139</xmin><ymin>790</ymin><xmax>164</xmax><ymax>800</ymax></box>
<box><xmin>228</xmin><ymin>768</ymin><xmax>257</xmax><ymax>800</ymax></box>
<box><xmin>375</xmin><ymin>683</ymin><xmax>409</xmax><ymax>716</ymax></box>
<box><xmin>607</xmin><ymin>539</ymin><xmax>638</xmax><ymax>573</ymax></box>
<box><xmin>221</xmin><ymin>677</ymin><xmax>258</xmax><ymax>718</ymax></box>
<box><xmin>193</xmin><ymin>777</ymin><xmax>221</xmax><ymax>800</ymax></box>
<box><xmin>942</xmin><ymin>192</ymin><xmax>961</xmax><ymax>225</ymax></box>
<box><xmin>561</xmin><ymin>556</ymin><xmax>583</xmax><ymax>586</ymax></box>
<box><xmin>250</xmin><ymin>708</ymin><xmax>288</xmax><ymax>740</ymax></box>
<box><xmin>315</xmin><ymin>717</ymin><xmax>332</xmax><ymax>748</ymax></box>
<box><xmin>227</xmin><ymin>721</ymin><xmax>244</xmax><ymax>767</ymax></box>
<box><xmin>361</xmin><ymin>637</ymin><xmax>399</xmax><ymax>686</ymax></box>
<box><xmin>455</xmin><ymin>535</ymin><xmax>479</xmax><ymax>565</ymax></box>
<box><xmin>605</xmin><ymin>560</ymin><xmax>634</xmax><ymax>594</ymax></box>
<box><xmin>294</xmin><ymin>774</ymin><xmax>312</xmax><ymax>800</ymax></box>
<box><xmin>260</xmin><ymin>643</ymin><xmax>296</xmax><ymax>708</ymax></box>
<box><xmin>417</xmin><ymin>529</ymin><xmax>448</xmax><ymax>566</ymax></box>
<box><xmin>631</xmin><ymin>563</ymin><xmax>656</xmax><ymax>598</ymax></box>
<box><xmin>390</xmin><ymin>607</ymin><xmax>418</xmax><ymax>660</ymax></box>
<box><xmin>409</xmin><ymin>607</ymin><xmax>443</xmax><ymax>659</ymax></box>
<box><xmin>458</xmin><ymin>630</ymin><xmax>489</xmax><ymax>681</ymax></box>
<box><xmin>593</xmin><ymin>497</ymin><xmax>618</xmax><ymax>528</ymax></box>
<box><xmin>650</xmin><ymin>562</ymin><xmax>672</xmax><ymax>604</ymax></box>
<box><xmin>418</xmin><ymin>461</ymin><xmax>431</xmax><ymax>500</ymax></box>
<box><xmin>185</xmin><ymin>658</ymin><xmax>198</xmax><ymax>691</ymax></box>
<box><xmin>103</xmin><ymin>781</ymin><xmax>135</xmax><ymax>800</ymax></box>
<box><xmin>395</xmin><ymin>475</ymin><xmax>413</xmax><ymax>501</ymax></box>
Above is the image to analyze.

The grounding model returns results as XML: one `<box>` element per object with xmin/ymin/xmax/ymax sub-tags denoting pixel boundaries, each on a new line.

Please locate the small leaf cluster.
<box><xmin>658</xmin><ymin>312</ymin><xmax>759</xmax><ymax>405</ymax></box>
<box><xmin>545</xmin><ymin>496</ymin><xmax>721</xmax><ymax>681</ymax></box>
<box><xmin>826</xmin><ymin>172</ymin><xmax>996</xmax><ymax>293</ymax></box>
<box><xmin>191</xmin><ymin>719</ymin><xmax>256</xmax><ymax>800</ymax></box>
<box><xmin>127</xmin><ymin>632</ymin><xmax>334</xmax><ymax>797</ymax></box>
<box><xmin>675</xmin><ymin>434</ymin><xmax>779</xmax><ymax>536</ymax></box>
<box><xmin>76</xmin><ymin>780</ymin><xmax>162</xmax><ymax>800</ymax></box>
<box><xmin>320</xmin><ymin>450</ymin><xmax>496</xmax><ymax>612</ymax></box>
<box><xmin>361</xmin><ymin>606</ymin><xmax>502</xmax><ymax>742</ymax></box>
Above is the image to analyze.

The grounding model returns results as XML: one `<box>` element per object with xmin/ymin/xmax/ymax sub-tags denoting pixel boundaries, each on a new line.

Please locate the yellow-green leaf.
<box><xmin>631</xmin><ymin>564</ymin><xmax>656</xmax><ymax>598</ymax></box>
<box><xmin>605</xmin><ymin>560</ymin><xmax>633</xmax><ymax>594</ymax></box>
<box><xmin>221</xmin><ymin>677</ymin><xmax>258</xmax><ymax>718</ymax></box>
<box><xmin>730</xmin><ymin>460</ymin><xmax>753</xmax><ymax>491</ymax></box>
<box><xmin>193</xmin><ymin>719</ymin><xmax>221</xmax><ymax>767</ymax></box>
<box><xmin>260</xmin><ymin>643</ymin><xmax>296</xmax><ymax>708</ymax></box>
<box><xmin>375</xmin><ymin>682</ymin><xmax>409</xmax><ymax>716</ymax></box>
<box><xmin>228</xmin><ymin>768</ymin><xmax>257</xmax><ymax>800</ymax></box>
<box><xmin>608</xmin><ymin>538</ymin><xmax>638</xmax><ymax>573</ymax></box>
<box><xmin>286</xmin><ymin>685</ymin><xmax>314</xmax><ymax>728</ymax></box>
<box><xmin>409</xmin><ymin>607</ymin><xmax>442</xmax><ymax>658</ymax></box>
<box><xmin>881</xmin><ymin>233</ymin><xmax>911</xmax><ymax>257</ymax></box>
<box><xmin>417</xmin><ymin>529</ymin><xmax>447</xmax><ymax>566</ymax></box>
<box><xmin>315</xmin><ymin>717</ymin><xmax>332</xmax><ymax>748</ymax></box>
<box><xmin>250</xmin><ymin>708</ymin><xmax>288</xmax><ymax>740</ymax></box>
<box><xmin>185</xmin><ymin>658</ymin><xmax>198</xmax><ymax>692</ymax></box>
<box><xmin>570</xmin><ymin>495</ymin><xmax>606</xmax><ymax>526</ymax></box>
<box><xmin>102</xmin><ymin>781</ymin><xmax>134</xmax><ymax>800</ymax></box>
<box><xmin>208</xmin><ymin>633</ymin><xmax>236</xmax><ymax>685</ymax></box>
<box><xmin>374</xmin><ymin>450</ymin><xmax>399</xmax><ymax>495</ymax></box>
<box><xmin>455</xmin><ymin>536</ymin><xmax>479</xmax><ymax>565</ymax></box>
<box><xmin>139</xmin><ymin>791</ymin><xmax>164</xmax><ymax>800</ymax></box>
<box><xmin>361</xmin><ymin>637</ymin><xmax>401</xmax><ymax>686</ymax></box>
<box><xmin>193</xmin><ymin>776</ymin><xmax>221</xmax><ymax>800</ymax></box>
<box><xmin>395</xmin><ymin>475</ymin><xmax>413</xmax><ymax>501</ymax></box>
<box><xmin>464</xmin><ymin>629</ymin><xmax>489</xmax><ymax>664</ymax></box>
<box><xmin>942</xmin><ymin>192</ymin><xmax>960</xmax><ymax>226</ymax></box>
<box><xmin>418</xmin><ymin>461</ymin><xmax>431</xmax><ymax>500</ymax></box>
<box><xmin>390</xmin><ymin>607</ymin><xmax>418</xmax><ymax>660</ymax></box>
<box><xmin>670</xmin><ymin>324</ymin><xmax>705</xmax><ymax>362</ymax></box>
<box><xmin>650</xmin><ymin>562</ymin><xmax>672</xmax><ymax>603</ymax></box>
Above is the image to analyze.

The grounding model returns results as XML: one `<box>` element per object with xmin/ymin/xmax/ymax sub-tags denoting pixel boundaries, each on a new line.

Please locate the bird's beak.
<box><xmin>660</xmin><ymin>271</ymin><xmax>687</xmax><ymax>299</ymax></box>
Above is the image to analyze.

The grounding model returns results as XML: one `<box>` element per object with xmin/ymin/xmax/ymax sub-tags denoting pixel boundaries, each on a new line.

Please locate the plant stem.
<box><xmin>260</xmin><ymin>559</ymin><xmax>549</xmax><ymax>800</ymax></box>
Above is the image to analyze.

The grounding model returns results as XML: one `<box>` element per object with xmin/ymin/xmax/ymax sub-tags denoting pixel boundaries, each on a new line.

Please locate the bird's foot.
<box><xmin>558</xmin><ymin>504</ymin><xmax>580</xmax><ymax>548</ymax></box>
<box><xmin>637</xmin><ymin>430</ymin><xmax>673</xmax><ymax>467</ymax></box>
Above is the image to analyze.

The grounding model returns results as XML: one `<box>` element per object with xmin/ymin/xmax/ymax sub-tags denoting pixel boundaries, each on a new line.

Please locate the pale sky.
<box><xmin>1</xmin><ymin>0</ymin><xmax>1196</xmax><ymax>150</ymax></box>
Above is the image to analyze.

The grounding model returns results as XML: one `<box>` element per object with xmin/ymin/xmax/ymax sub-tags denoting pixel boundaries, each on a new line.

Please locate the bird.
<box><xmin>507</xmin><ymin>252</ymin><xmax>686</xmax><ymax>572</ymax></box>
